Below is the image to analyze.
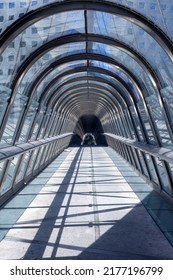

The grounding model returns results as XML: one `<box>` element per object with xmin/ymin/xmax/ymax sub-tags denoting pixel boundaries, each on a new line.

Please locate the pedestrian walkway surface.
<box><xmin>0</xmin><ymin>146</ymin><xmax>173</xmax><ymax>260</ymax></box>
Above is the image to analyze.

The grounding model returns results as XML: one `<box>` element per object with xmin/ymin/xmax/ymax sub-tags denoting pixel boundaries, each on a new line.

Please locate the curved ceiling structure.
<box><xmin>0</xmin><ymin>0</ymin><xmax>173</xmax><ymax>205</ymax></box>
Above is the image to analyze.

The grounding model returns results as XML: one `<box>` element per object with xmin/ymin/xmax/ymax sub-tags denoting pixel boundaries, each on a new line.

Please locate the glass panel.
<box><xmin>1</xmin><ymin>155</ymin><xmax>20</xmax><ymax>195</ymax></box>
<box><xmin>143</xmin><ymin>154</ymin><xmax>158</xmax><ymax>183</ymax></box>
<box><xmin>44</xmin><ymin>111</ymin><xmax>55</xmax><ymax>137</ymax></box>
<box><xmin>146</xmin><ymin>94</ymin><xmax>171</xmax><ymax>146</ymax></box>
<box><xmin>137</xmin><ymin>150</ymin><xmax>148</xmax><ymax>176</ymax></box>
<box><xmin>133</xmin><ymin>148</ymin><xmax>141</xmax><ymax>171</ymax></box>
<box><xmin>137</xmin><ymin>100</ymin><xmax>155</xmax><ymax>144</ymax></box>
<box><xmin>30</xmin><ymin>106</ymin><xmax>46</xmax><ymax>141</ymax></box>
<box><xmin>89</xmin><ymin>42</ymin><xmax>155</xmax><ymax>98</ymax></box>
<box><xmin>124</xmin><ymin>109</ymin><xmax>135</xmax><ymax>139</ymax></box>
<box><xmin>168</xmin><ymin>163</ymin><xmax>173</xmax><ymax>189</ymax></box>
<box><xmin>106</xmin><ymin>0</ymin><xmax>173</xmax><ymax>40</ymax></box>
<box><xmin>47</xmin><ymin>143</ymin><xmax>54</xmax><ymax>160</ymax></box>
<box><xmin>153</xmin><ymin>157</ymin><xmax>172</xmax><ymax>195</ymax></box>
<box><xmin>15</xmin><ymin>152</ymin><xmax>30</xmax><ymax>183</ymax></box>
<box><xmin>0</xmin><ymin>85</ymin><xmax>11</xmax><ymax>124</ymax></box>
<box><xmin>48</xmin><ymin>115</ymin><xmax>59</xmax><ymax>137</ymax></box>
<box><xmin>38</xmin><ymin>115</ymin><xmax>50</xmax><ymax>139</ymax></box>
<box><xmin>1</xmin><ymin>11</ymin><xmax>85</xmax><ymax>87</ymax></box>
<box><xmin>89</xmin><ymin>10</ymin><xmax>173</xmax><ymax>86</ymax></box>
<box><xmin>26</xmin><ymin>148</ymin><xmax>39</xmax><ymax>176</ymax></box>
<box><xmin>33</xmin><ymin>61</ymin><xmax>87</xmax><ymax>101</ymax></box>
<box><xmin>17</xmin><ymin>43</ymin><xmax>86</xmax><ymax>100</ymax></box>
<box><xmin>34</xmin><ymin>146</ymin><xmax>44</xmax><ymax>170</ymax></box>
<box><xmin>18</xmin><ymin>99</ymin><xmax>39</xmax><ymax>143</ymax></box>
<box><xmin>0</xmin><ymin>160</ymin><xmax>6</xmax><ymax>184</ymax></box>
<box><xmin>160</xmin><ymin>84</ymin><xmax>173</xmax><ymax>128</ymax></box>
<box><xmin>0</xmin><ymin>0</ymin><xmax>173</xmax><ymax>42</ymax></box>
<box><xmin>40</xmin><ymin>144</ymin><xmax>49</xmax><ymax>165</ymax></box>
<box><xmin>129</xmin><ymin>106</ymin><xmax>143</xmax><ymax>141</ymax></box>
<box><xmin>1</xmin><ymin>93</ymin><xmax>28</xmax><ymax>145</ymax></box>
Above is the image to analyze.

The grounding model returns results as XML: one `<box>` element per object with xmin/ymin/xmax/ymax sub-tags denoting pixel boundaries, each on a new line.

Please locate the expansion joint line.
<box><xmin>90</xmin><ymin>147</ymin><xmax>100</xmax><ymax>240</ymax></box>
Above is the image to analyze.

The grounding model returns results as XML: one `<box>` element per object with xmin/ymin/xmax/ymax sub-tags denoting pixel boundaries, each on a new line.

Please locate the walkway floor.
<box><xmin>0</xmin><ymin>146</ymin><xmax>173</xmax><ymax>260</ymax></box>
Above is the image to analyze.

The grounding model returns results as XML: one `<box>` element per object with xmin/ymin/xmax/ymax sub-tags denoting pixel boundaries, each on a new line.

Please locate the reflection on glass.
<box><xmin>0</xmin><ymin>86</ymin><xmax>11</xmax><ymax>131</ymax></box>
<box><xmin>89</xmin><ymin>10</ymin><xmax>173</xmax><ymax>87</ymax></box>
<box><xmin>137</xmin><ymin>101</ymin><xmax>155</xmax><ymax>144</ymax></box>
<box><xmin>30</xmin><ymin>107</ymin><xmax>46</xmax><ymax>141</ymax></box>
<box><xmin>34</xmin><ymin>146</ymin><xmax>44</xmax><ymax>170</ymax></box>
<box><xmin>146</xmin><ymin>95</ymin><xmax>171</xmax><ymax>146</ymax></box>
<box><xmin>90</xmin><ymin>42</ymin><xmax>156</xmax><ymax>97</ymax></box>
<box><xmin>1</xmin><ymin>93</ymin><xmax>28</xmax><ymax>145</ymax></box>
<box><xmin>137</xmin><ymin>150</ymin><xmax>148</xmax><ymax>176</ymax></box>
<box><xmin>168</xmin><ymin>163</ymin><xmax>173</xmax><ymax>191</ymax></box>
<box><xmin>153</xmin><ymin>157</ymin><xmax>172</xmax><ymax>195</ymax></box>
<box><xmin>129</xmin><ymin>106</ymin><xmax>144</xmax><ymax>141</ymax></box>
<box><xmin>40</xmin><ymin>144</ymin><xmax>49</xmax><ymax>165</ymax></box>
<box><xmin>1</xmin><ymin>155</ymin><xmax>20</xmax><ymax>195</ymax></box>
<box><xmin>26</xmin><ymin>148</ymin><xmax>39</xmax><ymax>176</ymax></box>
<box><xmin>0</xmin><ymin>161</ymin><xmax>5</xmax><ymax>185</ymax></box>
<box><xmin>124</xmin><ymin>109</ymin><xmax>135</xmax><ymax>139</ymax></box>
<box><xmin>1</xmin><ymin>11</ymin><xmax>85</xmax><ymax>88</ymax></box>
<box><xmin>15</xmin><ymin>152</ymin><xmax>30</xmax><ymax>183</ymax></box>
<box><xmin>161</xmin><ymin>85</ymin><xmax>173</xmax><ymax>128</ymax></box>
<box><xmin>143</xmin><ymin>154</ymin><xmax>158</xmax><ymax>183</ymax></box>
<box><xmin>18</xmin><ymin>99</ymin><xmax>39</xmax><ymax>143</ymax></box>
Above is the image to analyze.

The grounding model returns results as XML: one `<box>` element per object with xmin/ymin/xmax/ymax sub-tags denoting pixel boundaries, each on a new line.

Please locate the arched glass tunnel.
<box><xmin>0</xmin><ymin>0</ymin><xmax>173</xmax><ymax>207</ymax></box>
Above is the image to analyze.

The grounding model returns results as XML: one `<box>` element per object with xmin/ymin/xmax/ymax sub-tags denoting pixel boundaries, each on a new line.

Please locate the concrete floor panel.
<box><xmin>0</xmin><ymin>147</ymin><xmax>173</xmax><ymax>259</ymax></box>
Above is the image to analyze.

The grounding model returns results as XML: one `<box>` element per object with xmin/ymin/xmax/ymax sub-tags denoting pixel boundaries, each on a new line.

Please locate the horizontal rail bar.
<box><xmin>0</xmin><ymin>133</ymin><xmax>73</xmax><ymax>161</ymax></box>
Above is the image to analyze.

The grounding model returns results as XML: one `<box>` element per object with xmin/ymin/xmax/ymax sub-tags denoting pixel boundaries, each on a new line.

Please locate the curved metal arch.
<box><xmin>20</xmin><ymin>53</ymin><xmax>147</xmax><ymax>112</ymax></box>
<box><xmin>47</xmin><ymin>80</ymin><xmax>128</xmax><ymax>108</ymax></box>
<box><xmin>5</xmin><ymin>52</ymin><xmax>147</xmax><ymax>143</ymax></box>
<box><xmin>39</xmin><ymin>67</ymin><xmax>130</xmax><ymax>106</ymax></box>
<box><xmin>10</xmin><ymin>52</ymin><xmax>173</xmax><ymax>141</ymax></box>
<box><xmin>12</xmin><ymin>52</ymin><xmax>149</xmax><ymax>102</ymax></box>
<box><xmin>54</xmin><ymin>88</ymin><xmax>119</xmax><ymax>114</ymax></box>
<box><xmin>0</xmin><ymin>0</ymin><xmax>172</xmax><ymax>61</ymax></box>
<box><xmin>25</xmin><ymin>71</ymin><xmax>129</xmax><ymax>142</ymax></box>
<box><xmin>8</xmin><ymin>53</ymin><xmax>144</xmax><ymax>142</ymax></box>
<box><xmin>12</xmin><ymin>61</ymin><xmax>157</xmax><ymax>144</ymax></box>
<box><xmin>46</xmin><ymin>83</ymin><xmax>131</xmax><ymax>129</ymax></box>
<box><xmin>54</xmin><ymin>96</ymin><xmax>113</xmax><ymax>131</ymax></box>
<box><xmin>51</xmin><ymin>85</ymin><xmax>145</xmax><ymax>140</ymax></box>
<box><xmin>42</xmin><ymin>70</ymin><xmax>156</xmax><ymax>143</ymax></box>
<box><xmin>56</xmin><ymin>92</ymin><xmax>122</xmax><ymax>129</ymax></box>
<box><xmin>59</xmin><ymin>98</ymin><xmax>123</xmax><ymax>137</ymax></box>
<box><xmin>54</xmin><ymin>88</ymin><xmax>122</xmax><ymax>115</ymax></box>
<box><xmin>47</xmin><ymin>75</ymin><xmax>131</xmax><ymax>106</ymax></box>
<box><xmin>11</xmin><ymin>34</ymin><xmax>162</xmax><ymax>90</ymax></box>
<box><xmin>58</xmin><ymin>95</ymin><xmax>115</xmax><ymax>124</ymax></box>
<box><xmin>9</xmin><ymin>41</ymin><xmax>166</xmax><ymax>142</ymax></box>
<box><xmin>36</xmin><ymin>63</ymin><xmax>142</xmax><ymax>109</ymax></box>
<box><xmin>11</xmin><ymin>67</ymin><xmax>138</xmax><ymax>142</ymax></box>
<box><xmin>52</xmin><ymin>91</ymin><xmax>134</xmax><ymax>137</ymax></box>
<box><xmin>38</xmin><ymin>66</ymin><xmax>165</xmax><ymax>145</ymax></box>
<box><xmin>1</xmin><ymin>1</ymin><xmax>170</xmax><ymax>142</ymax></box>
<box><xmin>64</xmin><ymin>96</ymin><xmax>127</xmax><ymax>138</ymax></box>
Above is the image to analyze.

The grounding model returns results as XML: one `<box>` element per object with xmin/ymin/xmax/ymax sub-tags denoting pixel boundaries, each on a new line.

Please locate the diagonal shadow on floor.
<box><xmin>1</xmin><ymin>147</ymin><xmax>173</xmax><ymax>260</ymax></box>
<box><xmin>22</xmin><ymin>147</ymin><xmax>84</xmax><ymax>259</ymax></box>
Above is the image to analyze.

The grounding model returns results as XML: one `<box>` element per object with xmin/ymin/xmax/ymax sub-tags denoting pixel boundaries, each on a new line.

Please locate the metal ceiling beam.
<box><xmin>11</xmin><ymin>34</ymin><xmax>161</xmax><ymax>90</ymax></box>
<box><xmin>0</xmin><ymin>0</ymin><xmax>172</xmax><ymax>61</ymax></box>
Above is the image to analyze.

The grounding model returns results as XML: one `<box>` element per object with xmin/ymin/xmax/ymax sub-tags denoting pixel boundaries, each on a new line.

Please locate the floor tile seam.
<box><xmin>101</xmin><ymin>148</ymin><xmax>141</xmax><ymax>204</ymax></box>
<box><xmin>104</xmin><ymin>147</ymin><xmax>173</xmax><ymax>248</ymax></box>
<box><xmin>90</xmin><ymin>147</ymin><xmax>139</xmax><ymax>240</ymax></box>
<box><xmin>0</xmin><ymin>149</ymin><xmax>76</xmax><ymax>241</ymax></box>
